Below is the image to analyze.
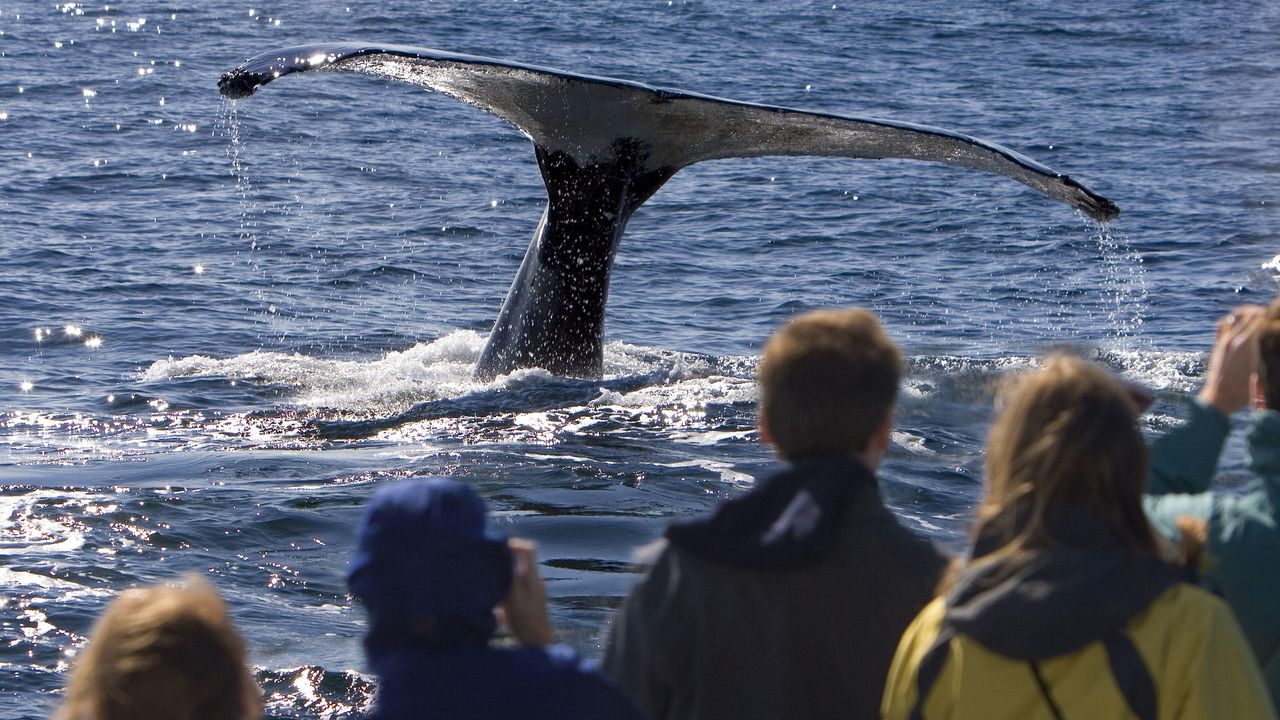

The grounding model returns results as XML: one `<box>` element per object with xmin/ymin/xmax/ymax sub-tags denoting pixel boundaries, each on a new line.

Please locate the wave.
<box><xmin>128</xmin><ymin>332</ymin><xmax>1206</xmax><ymax>446</ymax></box>
<box><xmin>259</xmin><ymin>666</ymin><xmax>375</xmax><ymax>720</ymax></box>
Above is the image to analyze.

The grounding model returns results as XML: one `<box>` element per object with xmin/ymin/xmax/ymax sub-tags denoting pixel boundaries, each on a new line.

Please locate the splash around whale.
<box><xmin>218</xmin><ymin>43</ymin><xmax>1119</xmax><ymax>381</ymax></box>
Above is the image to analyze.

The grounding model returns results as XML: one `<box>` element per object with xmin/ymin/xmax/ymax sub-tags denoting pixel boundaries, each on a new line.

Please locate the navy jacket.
<box><xmin>368</xmin><ymin>640</ymin><xmax>641</xmax><ymax>720</ymax></box>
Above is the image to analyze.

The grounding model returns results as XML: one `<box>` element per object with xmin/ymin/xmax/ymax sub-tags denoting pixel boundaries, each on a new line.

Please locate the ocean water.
<box><xmin>1</xmin><ymin>1</ymin><xmax>1277</xmax><ymax>717</ymax></box>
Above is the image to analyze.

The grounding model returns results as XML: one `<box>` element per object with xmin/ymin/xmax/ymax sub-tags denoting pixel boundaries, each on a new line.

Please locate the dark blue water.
<box><xmin>1</xmin><ymin>2</ymin><xmax>1277</xmax><ymax>718</ymax></box>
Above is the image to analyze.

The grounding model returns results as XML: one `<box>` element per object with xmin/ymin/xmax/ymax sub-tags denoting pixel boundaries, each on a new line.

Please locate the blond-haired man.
<box><xmin>603</xmin><ymin>309</ymin><xmax>947</xmax><ymax>720</ymax></box>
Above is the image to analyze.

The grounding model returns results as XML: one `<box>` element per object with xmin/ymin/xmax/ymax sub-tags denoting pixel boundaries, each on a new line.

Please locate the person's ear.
<box><xmin>757</xmin><ymin>408</ymin><xmax>773</xmax><ymax>444</ymax></box>
<box><xmin>873</xmin><ymin>414</ymin><xmax>892</xmax><ymax>453</ymax></box>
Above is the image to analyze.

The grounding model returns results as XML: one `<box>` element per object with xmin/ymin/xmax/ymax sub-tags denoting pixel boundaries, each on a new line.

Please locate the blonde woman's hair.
<box><xmin>758</xmin><ymin>308</ymin><xmax>903</xmax><ymax>460</ymax></box>
<box><xmin>944</xmin><ymin>355</ymin><xmax>1159</xmax><ymax>590</ymax></box>
<box><xmin>57</xmin><ymin>577</ymin><xmax>261</xmax><ymax>720</ymax></box>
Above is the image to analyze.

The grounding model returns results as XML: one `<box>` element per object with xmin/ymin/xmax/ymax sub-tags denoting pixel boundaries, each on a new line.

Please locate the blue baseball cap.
<box><xmin>347</xmin><ymin>477</ymin><xmax>513</xmax><ymax>625</ymax></box>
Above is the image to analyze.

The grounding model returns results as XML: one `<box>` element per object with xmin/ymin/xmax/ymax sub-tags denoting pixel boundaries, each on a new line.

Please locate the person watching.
<box><xmin>603</xmin><ymin>308</ymin><xmax>948</xmax><ymax>720</ymax></box>
<box><xmin>883</xmin><ymin>355</ymin><xmax>1274</xmax><ymax>719</ymax></box>
<box><xmin>347</xmin><ymin>476</ymin><xmax>641</xmax><ymax>720</ymax></box>
<box><xmin>1145</xmin><ymin>300</ymin><xmax>1280</xmax><ymax>702</ymax></box>
<box><xmin>56</xmin><ymin>577</ymin><xmax>263</xmax><ymax>720</ymax></box>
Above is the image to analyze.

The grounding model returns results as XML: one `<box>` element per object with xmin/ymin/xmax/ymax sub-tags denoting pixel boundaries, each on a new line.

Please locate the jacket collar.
<box><xmin>664</xmin><ymin>457</ymin><xmax>880</xmax><ymax>569</ymax></box>
<box><xmin>945</xmin><ymin>509</ymin><xmax>1180</xmax><ymax>660</ymax></box>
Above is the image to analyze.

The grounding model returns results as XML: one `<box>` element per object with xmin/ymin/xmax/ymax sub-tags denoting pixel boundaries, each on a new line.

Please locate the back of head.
<box><xmin>758</xmin><ymin>308</ymin><xmax>903</xmax><ymax>460</ymax></box>
<box><xmin>347</xmin><ymin>477</ymin><xmax>512</xmax><ymax>648</ymax></box>
<box><xmin>1258</xmin><ymin>298</ymin><xmax>1280</xmax><ymax>409</ymax></box>
<box><xmin>57</xmin><ymin>578</ymin><xmax>259</xmax><ymax>720</ymax></box>
<box><xmin>978</xmin><ymin>354</ymin><xmax>1157</xmax><ymax>557</ymax></box>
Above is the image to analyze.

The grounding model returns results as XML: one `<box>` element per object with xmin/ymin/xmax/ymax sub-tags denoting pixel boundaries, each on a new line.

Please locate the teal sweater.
<box><xmin>1145</xmin><ymin>402</ymin><xmax>1280</xmax><ymax>701</ymax></box>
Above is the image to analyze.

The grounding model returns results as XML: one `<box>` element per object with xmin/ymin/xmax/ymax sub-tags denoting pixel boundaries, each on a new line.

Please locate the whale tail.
<box><xmin>219</xmin><ymin>43</ymin><xmax>1117</xmax><ymax>221</ymax></box>
<box><xmin>219</xmin><ymin>44</ymin><xmax>1119</xmax><ymax>379</ymax></box>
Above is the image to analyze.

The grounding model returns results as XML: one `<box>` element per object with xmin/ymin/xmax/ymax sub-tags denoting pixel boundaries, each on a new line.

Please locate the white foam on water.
<box><xmin>911</xmin><ymin>349</ymin><xmax>1207</xmax><ymax>396</ymax></box>
<box><xmin>141</xmin><ymin>332</ymin><xmax>728</xmax><ymax>416</ymax></box>
<box><xmin>143</xmin><ymin>330</ymin><xmax>489</xmax><ymax>412</ymax></box>
<box><xmin>606</xmin><ymin>373</ymin><xmax>757</xmax><ymax>412</ymax></box>
<box><xmin>897</xmin><ymin>512</ymin><xmax>944</xmax><ymax>532</ymax></box>
<box><xmin>659</xmin><ymin>459</ymin><xmax>755</xmax><ymax>486</ymax></box>
<box><xmin>892</xmin><ymin>430</ymin><xmax>934</xmax><ymax>455</ymax></box>
<box><xmin>1100</xmin><ymin>348</ymin><xmax>1205</xmax><ymax>395</ymax></box>
<box><xmin>0</xmin><ymin>491</ymin><xmax>91</xmax><ymax>555</ymax></box>
<box><xmin>675</xmin><ymin>430</ymin><xmax>755</xmax><ymax>446</ymax></box>
<box><xmin>119</xmin><ymin>328</ymin><xmax>1213</xmax><ymax>456</ymax></box>
<box><xmin>138</xmin><ymin>332</ymin><xmax>756</xmax><ymax>449</ymax></box>
<box><xmin>0</xmin><ymin>568</ymin><xmax>89</xmax><ymax>592</ymax></box>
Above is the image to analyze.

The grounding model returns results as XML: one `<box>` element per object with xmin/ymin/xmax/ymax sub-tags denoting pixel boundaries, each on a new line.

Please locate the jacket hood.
<box><xmin>1248</xmin><ymin>409</ymin><xmax>1280</xmax><ymax>478</ymax></box>
<box><xmin>945</xmin><ymin>509</ymin><xmax>1180</xmax><ymax>660</ymax></box>
<box><xmin>348</xmin><ymin>477</ymin><xmax>512</xmax><ymax>648</ymax></box>
<box><xmin>664</xmin><ymin>457</ymin><xmax>877</xmax><ymax>568</ymax></box>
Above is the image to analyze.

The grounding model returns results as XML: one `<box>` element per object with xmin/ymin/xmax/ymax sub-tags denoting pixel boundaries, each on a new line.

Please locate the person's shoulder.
<box><xmin>856</xmin><ymin>508</ymin><xmax>952</xmax><ymax>569</ymax></box>
<box><xmin>504</xmin><ymin>643</ymin><xmax>610</xmax><ymax>684</ymax></box>
<box><xmin>1143</xmin><ymin>581</ymin><xmax>1228</xmax><ymax>614</ymax></box>
<box><xmin>538</xmin><ymin>642</ymin><xmax>592</xmax><ymax>672</ymax></box>
<box><xmin>1130</xmin><ymin>582</ymin><xmax>1236</xmax><ymax>646</ymax></box>
<box><xmin>894</xmin><ymin>596</ymin><xmax>949</xmax><ymax>664</ymax></box>
<box><xmin>532</xmin><ymin>644</ymin><xmax>644</xmax><ymax>719</ymax></box>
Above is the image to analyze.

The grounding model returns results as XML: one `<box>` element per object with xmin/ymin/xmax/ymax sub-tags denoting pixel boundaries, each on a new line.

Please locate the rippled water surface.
<box><xmin>2</xmin><ymin>2</ymin><xmax>1278</xmax><ymax>718</ymax></box>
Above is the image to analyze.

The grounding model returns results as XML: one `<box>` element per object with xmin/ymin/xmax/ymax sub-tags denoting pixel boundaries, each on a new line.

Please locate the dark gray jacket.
<box><xmin>602</xmin><ymin>458</ymin><xmax>948</xmax><ymax>720</ymax></box>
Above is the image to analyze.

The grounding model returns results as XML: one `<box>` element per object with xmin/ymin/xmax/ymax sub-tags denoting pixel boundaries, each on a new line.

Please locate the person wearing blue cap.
<box><xmin>348</xmin><ymin>476</ymin><xmax>642</xmax><ymax>720</ymax></box>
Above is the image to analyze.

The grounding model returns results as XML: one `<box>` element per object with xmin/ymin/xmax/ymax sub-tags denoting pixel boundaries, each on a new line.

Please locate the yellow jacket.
<box><xmin>883</xmin><ymin>584</ymin><xmax>1276</xmax><ymax>720</ymax></box>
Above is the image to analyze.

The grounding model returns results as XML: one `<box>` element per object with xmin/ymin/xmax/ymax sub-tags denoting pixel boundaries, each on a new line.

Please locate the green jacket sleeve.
<box><xmin>1148</xmin><ymin>397</ymin><xmax>1231</xmax><ymax>496</ymax></box>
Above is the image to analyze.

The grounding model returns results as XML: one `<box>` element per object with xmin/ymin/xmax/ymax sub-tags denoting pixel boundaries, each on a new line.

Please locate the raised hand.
<box><xmin>497</xmin><ymin>538</ymin><xmax>556</xmax><ymax>647</ymax></box>
<box><xmin>1200</xmin><ymin>305</ymin><xmax>1266</xmax><ymax>416</ymax></box>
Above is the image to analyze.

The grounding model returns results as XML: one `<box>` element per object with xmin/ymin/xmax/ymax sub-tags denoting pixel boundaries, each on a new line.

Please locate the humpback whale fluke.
<box><xmin>219</xmin><ymin>43</ymin><xmax>1119</xmax><ymax>380</ymax></box>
